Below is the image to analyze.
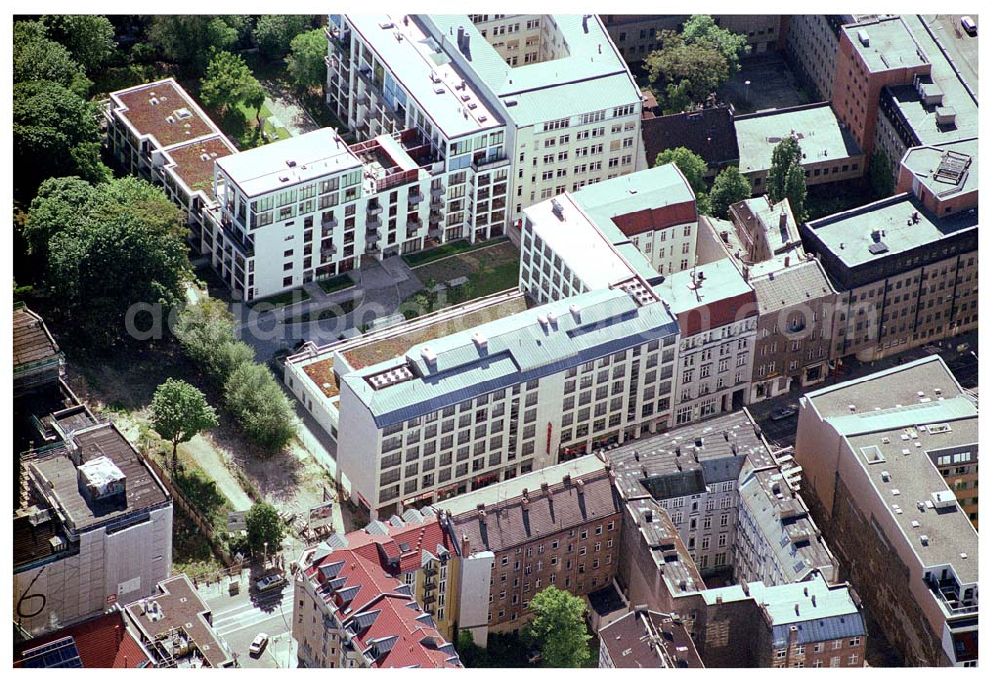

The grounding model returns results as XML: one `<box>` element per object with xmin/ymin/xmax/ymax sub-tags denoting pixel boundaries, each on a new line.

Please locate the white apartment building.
<box><xmin>324</xmin><ymin>281</ymin><xmax>676</xmax><ymax>520</ymax></box>
<box><xmin>660</xmin><ymin>258</ymin><xmax>758</xmax><ymax>427</ymax></box>
<box><xmin>203</xmin><ymin>128</ymin><xmax>438</xmax><ymax>300</ymax></box>
<box><xmin>106</xmin><ymin>79</ymin><xmax>239</xmax><ymax>244</ymax></box>
<box><xmin>519</xmin><ymin>164</ymin><xmax>699</xmax><ymax>306</ymax></box>
<box><xmin>14</xmin><ymin>421</ymin><xmax>173</xmax><ymax>637</ymax></box>
<box><xmin>326</xmin><ymin>14</ymin><xmax>643</xmax><ymax>231</ymax></box>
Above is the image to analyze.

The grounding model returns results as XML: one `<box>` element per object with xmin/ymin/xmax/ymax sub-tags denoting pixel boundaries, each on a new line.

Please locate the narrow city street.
<box><xmin>197</xmin><ymin>569</ymin><xmax>298</xmax><ymax>668</ymax></box>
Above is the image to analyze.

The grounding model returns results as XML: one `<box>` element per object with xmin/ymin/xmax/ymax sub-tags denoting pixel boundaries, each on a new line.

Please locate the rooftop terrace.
<box><xmin>900</xmin><ymin>138</ymin><xmax>977</xmax><ymax>201</ymax></box>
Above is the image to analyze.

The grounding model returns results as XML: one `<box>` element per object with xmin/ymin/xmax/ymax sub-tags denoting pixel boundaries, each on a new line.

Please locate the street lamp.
<box><xmin>264</xmin><ymin>542</ymin><xmax>269</xmax><ymax>566</ymax></box>
<box><xmin>744</xmin><ymin>80</ymin><xmax>751</xmax><ymax>103</ymax></box>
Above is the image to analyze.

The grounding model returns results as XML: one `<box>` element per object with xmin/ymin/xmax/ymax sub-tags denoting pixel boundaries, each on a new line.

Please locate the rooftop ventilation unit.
<box><xmin>858</xmin><ymin>29</ymin><xmax>871</xmax><ymax>47</ymax></box>
<box><xmin>931</xmin><ymin>489</ymin><xmax>957</xmax><ymax>509</ymax></box>
<box><xmin>379</xmin><ymin>21</ymin><xmax>395</xmax><ymax>29</ymax></box>
<box><xmin>78</xmin><ymin>456</ymin><xmax>126</xmax><ymax>502</ymax></box>
<box><xmin>477</xmin><ymin>115</ymin><xmax>488</xmax><ymax>123</ymax></box>
<box><xmin>286</xmin><ymin>160</ymin><xmax>297</xmax><ymax>168</ymax></box>
<box><xmin>919</xmin><ymin>535</ymin><xmax>929</xmax><ymax>546</ymax></box>
<box><xmin>472</xmin><ymin>332</ymin><xmax>488</xmax><ymax>350</ymax></box>
<box><xmin>433</xmin><ymin>86</ymin><xmax>446</xmax><ymax>94</ymax></box>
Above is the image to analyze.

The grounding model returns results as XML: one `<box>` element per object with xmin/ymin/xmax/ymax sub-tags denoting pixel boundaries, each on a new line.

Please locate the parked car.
<box><xmin>961</xmin><ymin>16</ymin><xmax>977</xmax><ymax>36</ymax></box>
<box><xmin>769</xmin><ymin>405</ymin><xmax>798</xmax><ymax>421</ymax></box>
<box><xmin>255</xmin><ymin>573</ymin><xmax>286</xmax><ymax>592</ymax></box>
<box><xmin>249</xmin><ymin>633</ymin><xmax>269</xmax><ymax>657</ymax></box>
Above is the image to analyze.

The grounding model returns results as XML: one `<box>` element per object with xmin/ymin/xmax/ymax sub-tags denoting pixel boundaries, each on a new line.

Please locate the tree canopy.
<box><xmin>766</xmin><ymin>136</ymin><xmax>808</xmax><ymax>222</ymax></box>
<box><xmin>200</xmin><ymin>50</ymin><xmax>266</xmax><ymax>118</ymax></box>
<box><xmin>223</xmin><ymin>362</ymin><xmax>298</xmax><ymax>452</ymax></box>
<box><xmin>173</xmin><ymin>298</ymin><xmax>254</xmax><ymax>384</ymax></box>
<box><xmin>151</xmin><ymin>378</ymin><xmax>219</xmax><ymax>473</ymax></box>
<box><xmin>23</xmin><ymin>177</ymin><xmax>98</xmax><ymax>261</ymax></box>
<box><xmin>30</xmin><ymin>176</ymin><xmax>191</xmax><ymax>347</ymax></box>
<box><xmin>644</xmin><ymin>16</ymin><xmax>748</xmax><ymax>112</ymax></box>
<box><xmin>41</xmin><ymin>15</ymin><xmax>117</xmax><ymax>72</ymax></box>
<box><xmin>14</xmin><ymin>20</ymin><xmax>91</xmax><ymax>97</ymax></box>
<box><xmin>245</xmin><ymin>502</ymin><xmax>285</xmax><ymax>557</ymax></box>
<box><xmin>525</xmin><ymin>587</ymin><xmax>592</xmax><ymax>668</ymax></box>
<box><xmin>286</xmin><ymin>28</ymin><xmax>329</xmax><ymax>91</ymax></box>
<box><xmin>148</xmin><ymin>16</ymin><xmax>244</xmax><ymax>72</ymax></box>
<box><xmin>869</xmin><ymin>149</ymin><xmax>896</xmax><ymax>199</ymax></box>
<box><xmin>681</xmin><ymin>15</ymin><xmax>748</xmax><ymax>78</ymax></box>
<box><xmin>708</xmin><ymin>166</ymin><xmax>752</xmax><ymax>218</ymax></box>
<box><xmin>13</xmin><ymin>81</ymin><xmax>109</xmax><ymax>200</ymax></box>
<box><xmin>654</xmin><ymin>147</ymin><xmax>708</xmax><ymax>195</ymax></box>
<box><xmin>254</xmin><ymin>15</ymin><xmax>312</xmax><ymax>60</ymax></box>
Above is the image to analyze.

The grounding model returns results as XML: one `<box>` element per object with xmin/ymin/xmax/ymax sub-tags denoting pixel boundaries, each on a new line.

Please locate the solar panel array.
<box><xmin>21</xmin><ymin>637</ymin><xmax>84</xmax><ymax>668</ymax></box>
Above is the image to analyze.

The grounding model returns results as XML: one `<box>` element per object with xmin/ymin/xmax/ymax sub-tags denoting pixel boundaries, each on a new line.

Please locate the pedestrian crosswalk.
<box><xmin>213</xmin><ymin>594</ymin><xmax>295</xmax><ymax>637</ymax></box>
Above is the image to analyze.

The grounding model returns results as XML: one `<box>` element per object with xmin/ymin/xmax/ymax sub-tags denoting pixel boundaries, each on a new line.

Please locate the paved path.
<box><xmin>262</xmin><ymin>81</ymin><xmax>319</xmax><ymax>137</ymax></box>
<box><xmin>236</xmin><ymin>256</ymin><xmax>424</xmax><ymax>361</ymax></box>
<box><xmin>181</xmin><ymin>435</ymin><xmax>254</xmax><ymax>512</ymax></box>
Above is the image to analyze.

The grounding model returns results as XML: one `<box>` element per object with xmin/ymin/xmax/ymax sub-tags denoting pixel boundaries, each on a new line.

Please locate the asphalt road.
<box><xmin>200</xmin><ymin>574</ymin><xmax>298</xmax><ymax>668</ymax></box>
<box><xmin>921</xmin><ymin>14</ymin><xmax>979</xmax><ymax>96</ymax></box>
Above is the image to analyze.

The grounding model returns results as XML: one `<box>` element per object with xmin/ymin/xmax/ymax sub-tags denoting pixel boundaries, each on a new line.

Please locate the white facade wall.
<box><xmin>510</xmin><ymin>111</ymin><xmax>642</xmax><ymax>222</ymax></box>
<box><xmin>629</xmin><ymin>222</ymin><xmax>698</xmax><ymax>276</ymax></box>
<box><xmin>325</xmin><ymin>18</ymin><xmax>511</xmax><ymax>244</ymax></box>
<box><xmin>672</xmin><ymin>320</ymin><xmax>757</xmax><ymax>427</ymax></box>
<box><xmin>456</xmin><ymin>551</ymin><xmax>495</xmax><ymax>647</ymax></box>
<box><xmin>657</xmin><ymin>480</ymin><xmax>739</xmax><ymax>573</ymax></box>
<box><xmin>338</xmin><ymin>336</ymin><xmax>676</xmax><ymax>520</ymax></box>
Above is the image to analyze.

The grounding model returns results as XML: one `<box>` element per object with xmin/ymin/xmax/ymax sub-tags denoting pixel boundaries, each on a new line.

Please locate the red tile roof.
<box><xmin>675</xmin><ymin>290</ymin><xmax>758</xmax><ymax>335</ymax></box>
<box><xmin>303</xmin><ymin>515</ymin><xmax>461</xmax><ymax>668</ymax></box>
<box><xmin>611</xmin><ymin>202</ymin><xmax>698</xmax><ymax>237</ymax></box>
<box><xmin>15</xmin><ymin>611</ymin><xmax>150</xmax><ymax>668</ymax></box>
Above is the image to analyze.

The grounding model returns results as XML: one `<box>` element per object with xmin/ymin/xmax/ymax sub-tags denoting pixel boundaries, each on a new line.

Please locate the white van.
<box><xmin>961</xmin><ymin>16</ymin><xmax>977</xmax><ymax>36</ymax></box>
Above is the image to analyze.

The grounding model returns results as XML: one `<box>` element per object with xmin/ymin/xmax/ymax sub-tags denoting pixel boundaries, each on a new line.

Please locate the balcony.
<box><xmin>357</xmin><ymin>66</ymin><xmax>375</xmax><ymax>87</ymax></box>
<box><xmin>471</xmin><ymin>154</ymin><xmax>509</xmax><ymax>173</ymax></box>
<box><xmin>407</xmin><ymin>191</ymin><xmax>424</xmax><ymax>205</ymax></box>
<box><xmin>366</xmin><ymin>203</ymin><xmax>383</xmax><ymax>215</ymax></box>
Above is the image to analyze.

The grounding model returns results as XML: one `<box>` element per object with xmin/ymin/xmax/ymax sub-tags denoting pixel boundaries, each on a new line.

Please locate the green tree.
<box><xmin>783</xmin><ymin>165</ymin><xmax>809</xmax><ymax>223</ymax></box>
<box><xmin>39</xmin><ymin>177</ymin><xmax>191</xmax><ymax>347</ymax></box>
<box><xmin>13</xmin><ymin>20</ymin><xmax>91</xmax><ymax>96</ymax></box>
<box><xmin>13</xmin><ymin>81</ymin><xmax>110</xmax><ymax>200</ymax></box>
<box><xmin>173</xmin><ymin>299</ymin><xmax>255</xmax><ymax>383</ymax></box>
<box><xmin>245</xmin><ymin>502</ymin><xmax>285</xmax><ymax>558</ymax></box>
<box><xmin>23</xmin><ymin>177</ymin><xmax>98</xmax><ymax>261</ymax></box>
<box><xmin>254</xmin><ymin>15</ymin><xmax>311</xmax><ymax>60</ymax></box>
<box><xmin>150</xmin><ymin>379</ymin><xmax>219</xmax><ymax>473</ymax></box>
<box><xmin>286</xmin><ymin>28</ymin><xmax>328</xmax><ymax>91</ymax></box>
<box><xmin>645</xmin><ymin>31</ymin><xmax>730</xmax><ymax>112</ymax></box>
<box><xmin>200</xmin><ymin>50</ymin><xmax>265</xmax><ymax>117</ymax></box>
<box><xmin>223</xmin><ymin>362</ymin><xmax>297</xmax><ymax>452</ymax></box>
<box><xmin>42</xmin><ymin>15</ymin><xmax>117</xmax><ymax>72</ymax></box>
<box><xmin>869</xmin><ymin>149</ymin><xmax>896</xmax><ymax>199</ymax></box>
<box><xmin>681</xmin><ymin>15</ymin><xmax>749</xmax><ymax>79</ymax></box>
<box><xmin>766</xmin><ymin>136</ymin><xmax>803</xmax><ymax>200</ymax></box>
<box><xmin>525</xmin><ymin>587</ymin><xmax>591</xmax><ymax>667</ymax></box>
<box><xmin>708</xmin><ymin>166</ymin><xmax>752</xmax><ymax>218</ymax></box>
<box><xmin>148</xmin><ymin>16</ymin><xmax>242</xmax><ymax>72</ymax></box>
<box><xmin>653</xmin><ymin>146</ymin><xmax>708</xmax><ymax>195</ymax></box>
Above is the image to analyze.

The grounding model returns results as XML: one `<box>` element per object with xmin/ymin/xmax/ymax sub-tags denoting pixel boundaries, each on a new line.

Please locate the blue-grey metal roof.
<box><xmin>343</xmin><ymin>287</ymin><xmax>678</xmax><ymax>427</ymax></box>
<box><xmin>772</xmin><ymin>613</ymin><xmax>866</xmax><ymax>646</ymax></box>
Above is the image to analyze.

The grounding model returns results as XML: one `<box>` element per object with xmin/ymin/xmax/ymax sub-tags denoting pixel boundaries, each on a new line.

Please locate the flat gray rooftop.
<box><xmin>805</xmin><ymin>355</ymin><xmax>963</xmax><ymax>419</ymax></box>
<box><xmin>843</xmin><ymin>16</ymin><xmax>927</xmax><ymax>73</ymax></box>
<box><xmin>735</xmin><ymin>104</ymin><xmax>861</xmax><ymax>175</ymax></box>
<box><xmin>805</xmin><ymin>193</ymin><xmax>977</xmax><ymax>268</ymax></box>
<box><xmin>29</xmin><ymin>423</ymin><xmax>170</xmax><ymax>534</ymax></box>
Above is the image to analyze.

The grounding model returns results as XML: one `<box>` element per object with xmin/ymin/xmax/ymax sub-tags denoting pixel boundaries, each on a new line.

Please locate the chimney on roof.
<box><xmin>779</xmin><ymin>212</ymin><xmax>787</xmax><ymax>228</ymax></box>
<box><xmin>812</xmin><ymin>594</ymin><xmax>817</xmax><ymax>607</ymax></box>
<box><xmin>457</xmin><ymin>26</ymin><xmax>465</xmax><ymax>47</ymax></box>
<box><xmin>461</xmin><ymin>533</ymin><xmax>471</xmax><ymax>557</ymax></box>
<box><xmin>794</xmin><ymin>603</ymin><xmax>800</xmax><ymax>616</ymax></box>
<box><xmin>563</xmin><ymin>474</ymin><xmax>572</xmax><ymax>485</ymax></box>
<box><xmin>784</xmin><ymin>256</ymin><xmax>791</xmax><ymax>268</ymax></box>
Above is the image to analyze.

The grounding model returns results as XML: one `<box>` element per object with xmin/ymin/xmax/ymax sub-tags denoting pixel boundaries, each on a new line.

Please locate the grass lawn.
<box><xmin>249</xmin><ymin>287</ymin><xmax>311</xmax><ymax>310</ymax></box>
<box><xmin>316</xmin><ymin>273</ymin><xmax>355</xmax><ymax>294</ymax></box>
<box><xmin>172</xmin><ymin>511</ymin><xmax>225</xmax><ymax>580</ymax></box>
<box><xmin>413</xmin><ymin>240</ymin><xmax>518</xmax><ymax>286</ymax></box>
<box><xmin>402</xmin><ymin>244</ymin><xmax>520</xmax><ymax>319</ymax></box>
<box><xmin>404</xmin><ymin>239</ymin><xmax>474</xmax><ymax>267</ymax></box>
